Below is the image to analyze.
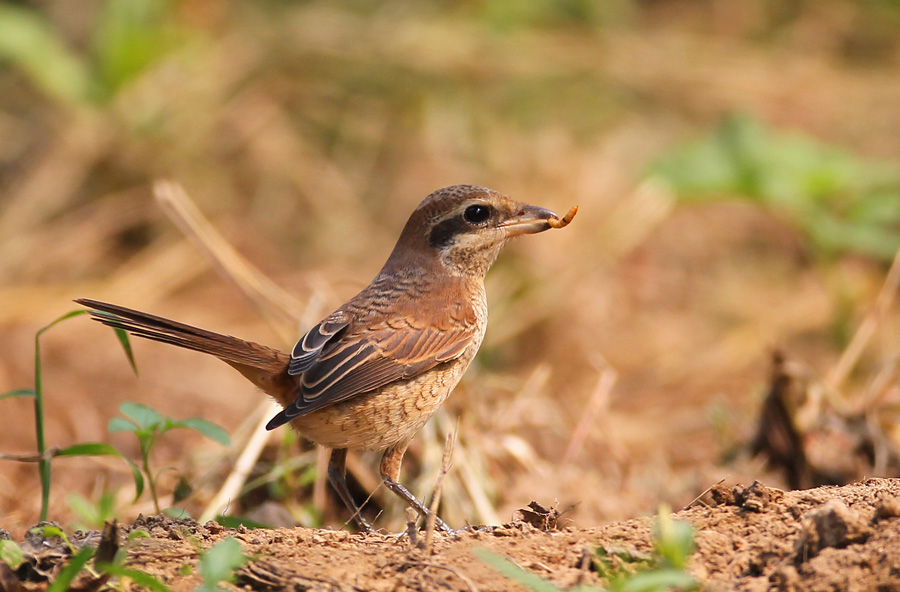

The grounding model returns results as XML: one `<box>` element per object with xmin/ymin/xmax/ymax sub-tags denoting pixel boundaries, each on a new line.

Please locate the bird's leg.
<box><xmin>327</xmin><ymin>448</ymin><xmax>374</xmax><ymax>532</ymax></box>
<box><xmin>379</xmin><ymin>443</ymin><xmax>452</xmax><ymax>533</ymax></box>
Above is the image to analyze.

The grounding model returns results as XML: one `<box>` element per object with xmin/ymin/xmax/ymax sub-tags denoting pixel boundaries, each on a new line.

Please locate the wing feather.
<box><xmin>289</xmin><ymin>313</ymin><xmax>350</xmax><ymax>375</ymax></box>
<box><xmin>266</xmin><ymin>300</ymin><xmax>479</xmax><ymax>430</ymax></box>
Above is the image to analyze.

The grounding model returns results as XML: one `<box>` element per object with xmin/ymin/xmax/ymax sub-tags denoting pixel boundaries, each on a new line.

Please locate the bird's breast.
<box><xmin>289</xmin><ymin>354</ymin><xmax>475</xmax><ymax>450</ymax></box>
<box><xmin>291</xmin><ymin>285</ymin><xmax>488</xmax><ymax>451</ymax></box>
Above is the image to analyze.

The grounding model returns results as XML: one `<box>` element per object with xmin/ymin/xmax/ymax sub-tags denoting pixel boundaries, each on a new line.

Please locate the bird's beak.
<box><xmin>499</xmin><ymin>204</ymin><xmax>559</xmax><ymax>237</ymax></box>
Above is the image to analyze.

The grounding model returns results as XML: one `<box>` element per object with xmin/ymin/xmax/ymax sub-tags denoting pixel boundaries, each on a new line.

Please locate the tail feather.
<box><xmin>75</xmin><ymin>298</ymin><xmax>292</xmax><ymax>399</ymax></box>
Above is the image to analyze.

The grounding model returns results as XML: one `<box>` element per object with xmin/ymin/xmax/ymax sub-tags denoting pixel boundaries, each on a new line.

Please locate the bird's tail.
<box><xmin>75</xmin><ymin>298</ymin><xmax>293</xmax><ymax>400</ymax></box>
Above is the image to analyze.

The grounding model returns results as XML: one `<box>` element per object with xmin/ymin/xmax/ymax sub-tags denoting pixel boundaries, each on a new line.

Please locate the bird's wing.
<box><xmin>288</xmin><ymin>312</ymin><xmax>351</xmax><ymax>375</ymax></box>
<box><xmin>266</xmin><ymin>302</ymin><xmax>478</xmax><ymax>430</ymax></box>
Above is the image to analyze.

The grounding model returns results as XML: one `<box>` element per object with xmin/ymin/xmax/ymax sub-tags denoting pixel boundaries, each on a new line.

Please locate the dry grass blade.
<box><xmin>199</xmin><ymin>400</ymin><xmax>282</xmax><ymax>523</ymax></box>
<box><xmin>153</xmin><ymin>179</ymin><xmax>316</xmax><ymax>527</ymax></box>
<box><xmin>436</xmin><ymin>413</ymin><xmax>500</xmax><ymax>526</ymax></box>
<box><xmin>152</xmin><ymin>179</ymin><xmax>305</xmax><ymax>341</ymax></box>
<box><xmin>425</xmin><ymin>431</ymin><xmax>455</xmax><ymax>551</ymax></box>
<box><xmin>597</xmin><ymin>178</ymin><xmax>675</xmax><ymax>260</ymax></box>
<box><xmin>344</xmin><ymin>483</ymin><xmax>383</xmax><ymax>531</ymax></box>
<box><xmin>563</xmin><ymin>359</ymin><xmax>618</xmax><ymax>465</ymax></box>
<box><xmin>826</xmin><ymin>245</ymin><xmax>900</xmax><ymax>393</ymax></box>
<box><xmin>684</xmin><ymin>477</ymin><xmax>727</xmax><ymax>510</ymax></box>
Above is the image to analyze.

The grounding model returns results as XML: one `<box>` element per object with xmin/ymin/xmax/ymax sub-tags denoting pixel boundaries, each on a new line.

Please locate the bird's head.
<box><xmin>386</xmin><ymin>185</ymin><xmax>565</xmax><ymax>279</ymax></box>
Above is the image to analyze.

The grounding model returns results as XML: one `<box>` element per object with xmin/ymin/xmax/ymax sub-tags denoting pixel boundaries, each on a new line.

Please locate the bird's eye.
<box><xmin>463</xmin><ymin>204</ymin><xmax>491</xmax><ymax>224</ymax></box>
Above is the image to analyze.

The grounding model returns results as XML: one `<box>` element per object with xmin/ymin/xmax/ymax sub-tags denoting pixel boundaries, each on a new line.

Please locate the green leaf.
<box><xmin>128</xmin><ymin>529</ymin><xmax>151</xmax><ymax>541</ymax></box>
<box><xmin>176</xmin><ymin>418</ymin><xmax>231</xmax><ymax>446</ymax></box>
<box><xmin>56</xmin><ymin>442</ymin><xmax>122</xmax><ymax>457</ymax></box>
<box><xmin>113</xmin><ymin>327</ymin><xmax>139</xmax><ymax>376</ymax></box>
<box><xmin>56</xmin><ymin>442</ymin><xmax>144</xmax><ymax>502</ymax></box>
<box><xmin>31</xmin><ymin>309</ymin><xmax>91</xmax><ymax>522</ymax></box>
<box><xmin>47</xmin><ymin>546</ymin><xmax>93</xmax><ymax>592</ymax></box>
<box><xmin>92</xmin><ymin>0</ymin><xmax>181</xmax><ymax>98</ymax></box>
<box><xmin>649</xmin><ymin>114</ymin><xmax>900</xmax><ymax>261</ymax></box>
<box><xmin>653</xmin><ymin>510</ymin><xmax>695</xmax><ymax>570</ymax></box>
<box><xmin>111</xmin><ymin>547</ymin><xmax>129</xmax><ymax>566</ymax></box>
<box><xmin>621</xmin><ymin>568</ymin><xmax>698</xmax><ymax>592</ymax></box>
<box><xmin>95</xmin><ymin>562</ymin><xmax>172</xmax><ymax>592</ymax></box>
<box><xmin>472</xmin><ymin>548</ymin><xmax>562</xmax><ymax>592</ymax></box>
<box><xmin>199</xmin><ymin>538</ymin><xmax>248</xmax><ymax>587</ymax></box>
<box><xmin>36</xmin><ymin>310</ymin><xmax>88</xmax><ymax>338</ymax></box>
<box><xmin>0</xmin><ymin>540</ymin><xmax>24</xmax><ymax>569</ymax></box>
<box><xmin>33</xmin><ymin>524</ymin><xmax>69</xmax><ymax>543</ymax></box>
<box><xmin>163</xmin><ymin>506</ymin><xmax>193</xmax><ymax>520</ymax></box>
<box><xmin>0</xmin><ymin>388</ymin><xmax>35</xmax><ymax>400</ymax></box>
<box><xmin>0</xmin><ymin>5</ymin><xmax>90</xmax><ymax>104</ymax></box>
<box><xmin>119</xmin><ymin>402</ymin><xmax>164</xmax><ymax>430</ymax></box>
<box><xmin>68</xmin><ymin>493</ymin><xmax>103</xmax><ymax>529</ymax></box>
<box><xmin>173</xmin><ymin>475</ymin><xmax>193</xmax><ymax>503</ymax></box>
<box><xmin>108</xmin><ymin>417</ymin><xmax>138</xmax><ymax>433</ymax></box>
<box><xmin>124</xmin><ymin>457</ymin><xmax>145</xmax><ymax>502</ymax></box>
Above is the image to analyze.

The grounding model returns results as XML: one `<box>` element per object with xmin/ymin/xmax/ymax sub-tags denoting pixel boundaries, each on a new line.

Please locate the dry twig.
<box><xmin>826</xmin><ymin>245</ymin><xmax>900</xmax><ymax>393</ymax></box>
<box><xmin>425</xmin><ymin>431</ymin><xmax>455</xmax><ymax>551</ymax></box>
<box><xmin>199</xmin><ymin>401</ymin><xmax>282</xmax><ymax>523</ymax></box>
<box><xmin>563</xmin><ymin>359</ymin><xmax>618</xmax><ymax>465</ymax></box>
<box><xmin>152</xmin><ymin>180</ymin><xmax>305</xmax><ymax>340</ymax></box>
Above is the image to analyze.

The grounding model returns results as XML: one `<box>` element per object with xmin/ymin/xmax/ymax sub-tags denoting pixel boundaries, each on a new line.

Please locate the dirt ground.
<box><xmin>4</xmin><ymin>2</ymin><xmax>900</xmax><ymax>590</ymax></box>
<box><xmin>5</xmin><ymin>478</ymin><xmax>900</xmax><ymax>591</ymax></box>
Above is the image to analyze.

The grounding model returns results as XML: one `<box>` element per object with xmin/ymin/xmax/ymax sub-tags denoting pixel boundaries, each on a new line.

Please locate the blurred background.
<box><xmin>2</xmin><ymin>0</ymin><xmax>900</xmax><ymax>535</ymax></box>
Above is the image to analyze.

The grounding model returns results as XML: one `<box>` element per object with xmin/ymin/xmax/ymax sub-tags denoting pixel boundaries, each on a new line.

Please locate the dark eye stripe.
<box><xmin>428</xmin><ymin>204</ymin><xmax>495</xmax><ymax>247</ymax></box>
<box><xmin>428</xmin><ymin>215</ymin><xmax>470</xmax><ymax>248</ymax></box>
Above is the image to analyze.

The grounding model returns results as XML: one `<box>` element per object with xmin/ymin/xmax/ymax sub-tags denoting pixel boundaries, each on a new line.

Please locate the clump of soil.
<box><xmin>4</xmin><ymin>479</ymin><xmax>900</xmax><ymax>591</ymax></box>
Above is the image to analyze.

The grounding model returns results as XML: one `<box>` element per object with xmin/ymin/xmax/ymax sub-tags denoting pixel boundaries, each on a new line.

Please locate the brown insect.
<box><xmin>548</xmin><ymin>205</ymin><xmax>578</xmax><ymax>229</ymax></box>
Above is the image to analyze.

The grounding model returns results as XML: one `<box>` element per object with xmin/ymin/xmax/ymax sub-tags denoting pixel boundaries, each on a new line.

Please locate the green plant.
<box><xmin>0</xmin><ymin>539</ymin><xmax>25</xmax><ymax>570</ymax></box>
<box><xmin>0</xmin><ymin>0</ymin><xmax>186</xmax><ymax>106</ymax></box>
<box><xmin>1</xmin><ymin>308</ymin><xmax>227</xmax><ymax>524</ymax></box>
<box><xmin>213</xmin><ymin>515</ymin><xmax>273</xmax><ymax>530</ymax></box>
<box><xmin>109</xmin><ymin>401</ymin><xmax>230</xmax><ymax>514</ymax></box>
<box><xmin>22</xmin><ymin>524</ymin><xmax>172</xmax><ymax>592</ymax></box>
<box><xmin>600</xmin><ymin>507</ymin><xmax>697</xmax><ymax>592</ymax></box>
<box><xmin>238</xmin><ymin>432</ymin><xmax>322</xmax><ymax>527</ymax></box>
<box><xmin>0</xmin><ymin>310</ymin><xmax>141</xmax><ymax>521</ymax></box>
<box><xmin>68</xmin><ymin>491</ymin><xmax>120</xmax><ymax>531</ymax></box>
<box><xmin>46</xmin><ymin>547</ymin><xmax>94</xmax><ymax>592</ymax></box>
<box><xmin>196</xmin><ymin>537</ymin><xmax>248</xmax><ymax>592</ymax></box>
<box><xmin>31</xmin><ymin>311</ymin><xmax>88</xmax><ymax>521</ymax></box>
<box><xmin>475</xmin><ymin>506</ymin><xmax>698</xmax><ymax>592</ymax></box>
<box><xmin>650</xmin><ymin>114</ymin><xmax>900</xmax><ymax>261</ymax></box>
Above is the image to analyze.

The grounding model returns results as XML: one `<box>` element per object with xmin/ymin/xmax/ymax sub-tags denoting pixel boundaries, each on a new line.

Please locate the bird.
<box><xmin>76</xmin><ymin>184</ymin><xmax>576</xmax><ymax>532</ymax></box>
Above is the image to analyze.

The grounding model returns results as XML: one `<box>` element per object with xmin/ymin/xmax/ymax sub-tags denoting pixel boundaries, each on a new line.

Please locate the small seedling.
<box><xmin>68</xmin><ymin>491</ymin><xmax>120</xmax><ymax>531</ymax></box>
<box><xmin>213</xmin><ymin>515</ymin><xmax>273</xmax><ymax>530</ymax></box>
<box><xmin>476</xmin><ymin>506</ymin><xmax>699</xmax><ymax>592</ymax></box>
<box><xmin>0</xmin><ymin>309</ymin><xmax>140</xmax><ymax>521</ymax></box>
<box><xmin>0</xmin><ymin>539</ymin><xmax>25</xmax><ymax>569</ymax></box>
<box><xmin>31</xmin><ymin>524</ymin><xmax>76</xmax><ymax>554</ymax></box>
<box><xmin>46</xmin><ymin>546</ymin><xmax>94</xmax><ymax>592</ymax></box>
<box><xmin>109</xmin><ymin>401</ymin><xmax>230</xmax><ymax>513</ymax></box>
<box><xmin>16</xmin><ymin>523</ymin><xmax>173</xmax><ymax>591</ymax></box>
<box><xmin>196</xmin><ymin>537</ymin><xmax>248</xmax><ymax>592</ymax></box>
<box><xmin>1</xmin><ymin>308</ymin><xmax>229</xmax><ymax>527</ymax></box>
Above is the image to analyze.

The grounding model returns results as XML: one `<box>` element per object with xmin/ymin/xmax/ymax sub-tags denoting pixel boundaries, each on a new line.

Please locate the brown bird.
<box><xmin>76</xmin><ymin>184</ymin><xmax>575</xmax><ymax>532</ymax></box>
